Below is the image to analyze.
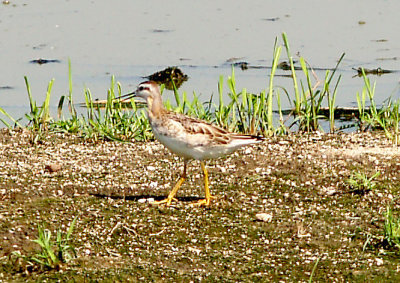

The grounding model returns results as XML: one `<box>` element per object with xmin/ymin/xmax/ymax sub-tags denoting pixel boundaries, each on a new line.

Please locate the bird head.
<box><xmin>118</xmin><ymin>81</ymin><xmax>160</xmax><ymax>103</ymax></box>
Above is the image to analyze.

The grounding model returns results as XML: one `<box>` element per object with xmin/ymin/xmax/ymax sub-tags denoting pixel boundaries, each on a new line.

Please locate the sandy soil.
<box><xmin>0</xmin><ymin>129</ymin><xmax>400</xmax><ymax>282</ymax></box>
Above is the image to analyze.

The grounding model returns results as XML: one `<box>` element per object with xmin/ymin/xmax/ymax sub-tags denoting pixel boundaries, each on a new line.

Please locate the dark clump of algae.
<box><xmin>1</xmin><ymin>130</ymin><xmax>400</xmax><ymax>281</ymax></box>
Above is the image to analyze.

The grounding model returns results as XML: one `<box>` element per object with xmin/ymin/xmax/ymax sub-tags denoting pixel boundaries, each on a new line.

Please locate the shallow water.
<box><xmin>1</xmin><ymin>0</ymin><xmax>399</xmax><ymax>123</ymax></box>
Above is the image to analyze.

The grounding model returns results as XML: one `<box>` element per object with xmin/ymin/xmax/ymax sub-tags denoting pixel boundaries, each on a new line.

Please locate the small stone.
<box><xmin>149</xmin><ymin>181</ymin><xmax>158</xmax><ymax>188</ymax></box>
<box><xmin>376</xmin><ymin>258</ymin><xmax>383</xmax><ymax>266</ymax></box>
<box><xmin>243</xmin><ymin>148</ymin><xmax>252</xmax><ymax>154</ymax></box>
<box><xmin>45</xmin><ymin>163</ymin><xmax>62</xmax><ymax>173</ymax></box>
<box><xmin>255</xmin><ymin>213</ymin><xmax>273</xmax><ymax>222</ymax></box>
<box><xmin>188</xmin><ymin>247</ymin><xmax>201</xmax><ymax>255</ymax></box>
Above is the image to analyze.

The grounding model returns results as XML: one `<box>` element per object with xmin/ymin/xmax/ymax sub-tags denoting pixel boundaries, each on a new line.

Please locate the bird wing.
<box><xmin>167</xmin><ymin>112</ymin><xmax>232</xmax><ymax>146</ymax></box>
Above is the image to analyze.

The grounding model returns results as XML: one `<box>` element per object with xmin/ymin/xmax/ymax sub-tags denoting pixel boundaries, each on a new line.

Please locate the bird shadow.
<box><xmin>89</xmin><ymin>193</ymin><xmax>203</xmax><ymax>203</ymax></box>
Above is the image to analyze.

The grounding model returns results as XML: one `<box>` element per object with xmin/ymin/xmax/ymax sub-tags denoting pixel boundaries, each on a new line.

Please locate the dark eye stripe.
<box><xmin>138</xmin><ymin>86</ymin><xmax>150</xmax><ymax>91</ymax></box>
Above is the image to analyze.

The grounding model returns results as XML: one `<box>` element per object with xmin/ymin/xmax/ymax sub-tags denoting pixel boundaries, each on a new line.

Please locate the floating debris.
<box><xmin>225</xmin><ymin>57</ymin><xmax>245</xmax><ymax>63</ymax></box>
<box><xmin>230</xmin><ymin>61</ymin><xmax>299</xmax><ymax>71</ymax></box>
<box><xmin>353</xmin><ymin>67</ymin><xmax>395</xmax><ymax>76</ymax></box>
<box><xmin>78</xmin><ymin>98</ymin><xmax>146</xmax><ymax>109</ymax></box>
<box><xmin>0</xmin><ymin>86</ymin><xmax>13</xmax><ymax>90</ymax></box>
<box><xmin>145</xmin><ymin>67</ymin><xmax>188</xmax><ymax>90</ymax></box>
<box><xmin>230</xmin><ymin>61</ymin><xmax>302</xmax><ymax>71</ymax></box>
<box><xmin>376</xmin><ymin>57</ymin><xmax>399</xmax><ymax>61</ymax></box>
<box><xmin>318</xmin><ymin>107</ymin><xmax>368</xmax><ymax>120</ymax></box>
<box><xmin>151</xmin><ymin>29</ymin><xmax>173</xmax><ymax>33</ymax></box>
<box><xmin>263</xmin><ymin>17</ymin><xmax>280</xmax><ymax>22</ymax></box>
<box><xmin>233</xmin><ymin>61</ymin><xmax>249</xmax><ymax>70</ymax></box>
<box><xmin>277</xmin><ymin>61</ymin><xmax>301</xmax><ymax>70</ymax></box>
<box><xmin>277</xmin><ymin>106</ymin><xmax>385</xmax><ymax>121</ymax></box>
<box><xmin>229</xmin><ymin>61</ymin><xmax>266</xmax><ymax>71</ymax></box>
<box><xmin>30</xmin><ymin>58</ymin><xmax>61</xmax><ymax>65</ymax></box>
<box><xmin>32</xmin><ymin>44</ymin><xmax>47</xmax><ymax>50</ymax></box>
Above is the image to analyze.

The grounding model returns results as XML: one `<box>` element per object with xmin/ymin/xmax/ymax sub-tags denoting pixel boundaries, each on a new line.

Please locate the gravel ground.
<box><xmin>0</xmin><ymin>128</ymin><xmax>400</xmax><ymax>282</ymax></box>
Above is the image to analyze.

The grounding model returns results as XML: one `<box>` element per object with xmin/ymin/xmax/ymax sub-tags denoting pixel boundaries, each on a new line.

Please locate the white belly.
<box><xmin>153</xmin><ymin>127</ymin><xmax>235</xmax><ymax>160</ymax></box>
<box><xmin>150</xmin><ymin>117</ymin><xmax>259</xmax><ymax>160</ymax></box>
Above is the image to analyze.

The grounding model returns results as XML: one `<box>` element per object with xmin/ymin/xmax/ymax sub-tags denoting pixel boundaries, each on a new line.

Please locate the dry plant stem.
<box><xmin>300</xmin><ymin>57</ymin><xmax>321</xmax><ymax>93</ymax></box>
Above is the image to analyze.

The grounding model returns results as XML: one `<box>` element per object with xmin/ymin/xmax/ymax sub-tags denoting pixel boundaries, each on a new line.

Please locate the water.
<box><xmin>1</xmin><ymin>0</ymin><xmax>400</xmax><ymax>124</ymax></box>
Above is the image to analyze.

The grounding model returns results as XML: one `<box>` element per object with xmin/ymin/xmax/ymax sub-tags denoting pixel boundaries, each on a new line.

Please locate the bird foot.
<box><xmin>151</xmin><ymin>197</ymin><xmax>178</xmax><ymax>206</ymax></box>
<box><xmin>191</xmin><ymin>196</ymin><xmax>216</xmax><ymax>207</ymax></box>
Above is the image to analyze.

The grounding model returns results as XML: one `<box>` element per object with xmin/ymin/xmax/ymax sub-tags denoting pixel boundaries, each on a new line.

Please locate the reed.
<box><xmin>282</xmin><ymin>32</ymin><xmax>301</xmax><ymax>114</ymax></box>
<box><xmin>284</xmin><ymin>51</ymin><xmax>344</xmax><ymax>133</ymax></box>
<box><xmin>267</xmin><ymin>38</ymin><xmax>282</xmax><ymax>135</ymax></box>
<box><xmin>356</xmin><ymin>68</ymin><xmax>400</xmax><ymax>144</ymax></box>
<box><xmin>0</xmin><ymin>106</ymin><xmax>22</xmax><ymax>128</ymax></box>
<box><xmin>24</xmin><ymin>76</ymin><xmax>54</xmax><ymax>131</ymax></box>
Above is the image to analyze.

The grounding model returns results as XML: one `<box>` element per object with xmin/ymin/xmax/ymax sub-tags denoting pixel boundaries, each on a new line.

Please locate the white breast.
<box><xmin>149</xmin><ymin>115</ymin><xmax>261</xmax><ymax>161</ymax></box>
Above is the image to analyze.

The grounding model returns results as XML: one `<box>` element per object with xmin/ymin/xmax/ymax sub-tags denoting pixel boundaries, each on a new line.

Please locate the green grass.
<box><xmin>13</xmin><ymin>217</ymin><xmax>77</xmax><ymax>272</ymax></box>
<box><xmin>54</xmin><ymin>76</ymin><xmax>153</xmax><ymax>142</ymax></box>
<box><xmin>384</xmin><ymin>206</ymin><xmax>400</xmax><ymax>250</ymax></box>
<box><xmin>346</xmin><ymin>171</ymin><xmax>380</xmax><ymax>194</ymax></box>
<box><xmin>282</xmin><ymin>32</ymin><xmax>301</xmax><ymax>114</ymax></box>
<box><xmin>356</xmin><ymin>68</ymin><xmax>400</xmax><ymax>144</ymax></box>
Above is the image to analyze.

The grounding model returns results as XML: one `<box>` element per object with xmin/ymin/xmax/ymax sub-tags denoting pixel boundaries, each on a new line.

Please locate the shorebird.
<box><xmin>120</xmin><ymin>81</ymin><xmax>264</xmax><ymax>206</ymax></box>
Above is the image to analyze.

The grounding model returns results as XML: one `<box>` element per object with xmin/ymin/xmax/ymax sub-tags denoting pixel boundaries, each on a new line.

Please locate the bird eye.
<box><xmin>138</xmin><ymin>86</ymin><xmax>144</xmax><ymax>91</ymax></box>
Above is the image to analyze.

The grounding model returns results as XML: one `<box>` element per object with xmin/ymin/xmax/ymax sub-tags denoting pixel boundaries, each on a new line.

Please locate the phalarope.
<box><xmin>121</xmin><ymin>81</ymin><xmax>264</xmax><ymax>206</ymax></box>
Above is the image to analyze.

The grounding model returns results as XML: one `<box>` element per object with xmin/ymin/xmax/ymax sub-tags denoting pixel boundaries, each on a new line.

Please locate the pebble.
<box><xmin>255</xmin><ymin>212</ymin><xmax>273</xmax><ymax>222</ymax></box>
<box><xmin>45</xmin><ymin>163</ymin><xmax>62</xmax><ymax>173</ymax></box>
<box><xmin>375</xmin><ymin>258</ymin><xmax>383</xmax><ymax>266</ymax></box>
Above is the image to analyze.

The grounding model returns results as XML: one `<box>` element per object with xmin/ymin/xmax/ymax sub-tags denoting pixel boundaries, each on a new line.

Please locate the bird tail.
<box><xmin>230</xmin><ymin>134</ymin><xmax>265</xmax><ymax>147</ymax></box>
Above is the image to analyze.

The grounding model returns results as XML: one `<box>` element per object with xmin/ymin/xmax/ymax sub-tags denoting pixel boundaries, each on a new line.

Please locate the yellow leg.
<box><xmin>193</xmin><ymin>161</ymin><xmax>216</xmax><ymax>206</ymax></box>
<box><xmin>152</xmin><ymin>160</ymin><xmax>187</xmax><ymax>206</ymax></box>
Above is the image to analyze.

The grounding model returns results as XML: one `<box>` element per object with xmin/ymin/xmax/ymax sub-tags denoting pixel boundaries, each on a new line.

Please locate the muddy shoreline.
<box><xmin>1</xmin><ymin>129</ymin><xmax>400</xmax><ymax>281</ymax></box>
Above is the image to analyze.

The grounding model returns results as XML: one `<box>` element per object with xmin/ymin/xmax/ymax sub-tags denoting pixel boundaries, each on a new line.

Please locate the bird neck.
<box><xmin>147</xmin><ymin>94</ymin><xmax>165</xmax><ymax>120</ymax></box>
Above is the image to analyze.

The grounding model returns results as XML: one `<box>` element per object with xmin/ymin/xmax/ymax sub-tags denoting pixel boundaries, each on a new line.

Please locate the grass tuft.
<box><xmin>346</xmin><ymin>171</ymin><xmax>380</xmax><ymax>194</ymax></box>
<box><xmin>384</xmin><ymin>206</ymin><xmax>400</xmax><ymax>250</ymax></box>
<box><xmin>12</xmin><ymin>217</ymin><xmax>77</xmax><ymax>273</ymax></box>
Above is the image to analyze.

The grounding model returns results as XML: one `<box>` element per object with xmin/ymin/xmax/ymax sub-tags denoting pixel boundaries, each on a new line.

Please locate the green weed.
<box><xmin>289</xmin><ymin>53</ymin><xmax>344</xmax><ymax>132</ymax></box>
<box><xmin>282</xmin><ymin>32</ymin><xmax>301</xmax><ymax>114</ymax></box>
<box><xmin>384</xmin><ymin>206</ymin><xmax>400</xmax><ymax>250</ymax></box>
<box><xmin>53</xmin><ymin>76</ymin><xmax>153</xmax><ymax>142</ymax></box>
<box><xmin>0</xmin><ymin>106</ymin><xmax>22</xmax><ymax>129</ymax></box>
<box><xmin>24</xmin><ymin>76</ymin><xmax>53</xmax><ymax>132</ymax></box>
<box><xmin>356</xmin><ymin>68</ymin><xmax>400</xmax><ymax>144</ymax></box>
<box><xmin>13</xmin><ymin>217</ymin><xmax>77</xmax><ymax>272</ymax></box>
<box><xmin>346</xmin><ymin>171</ymin><xmax>380</xmax><ymax>194</ymax></box>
